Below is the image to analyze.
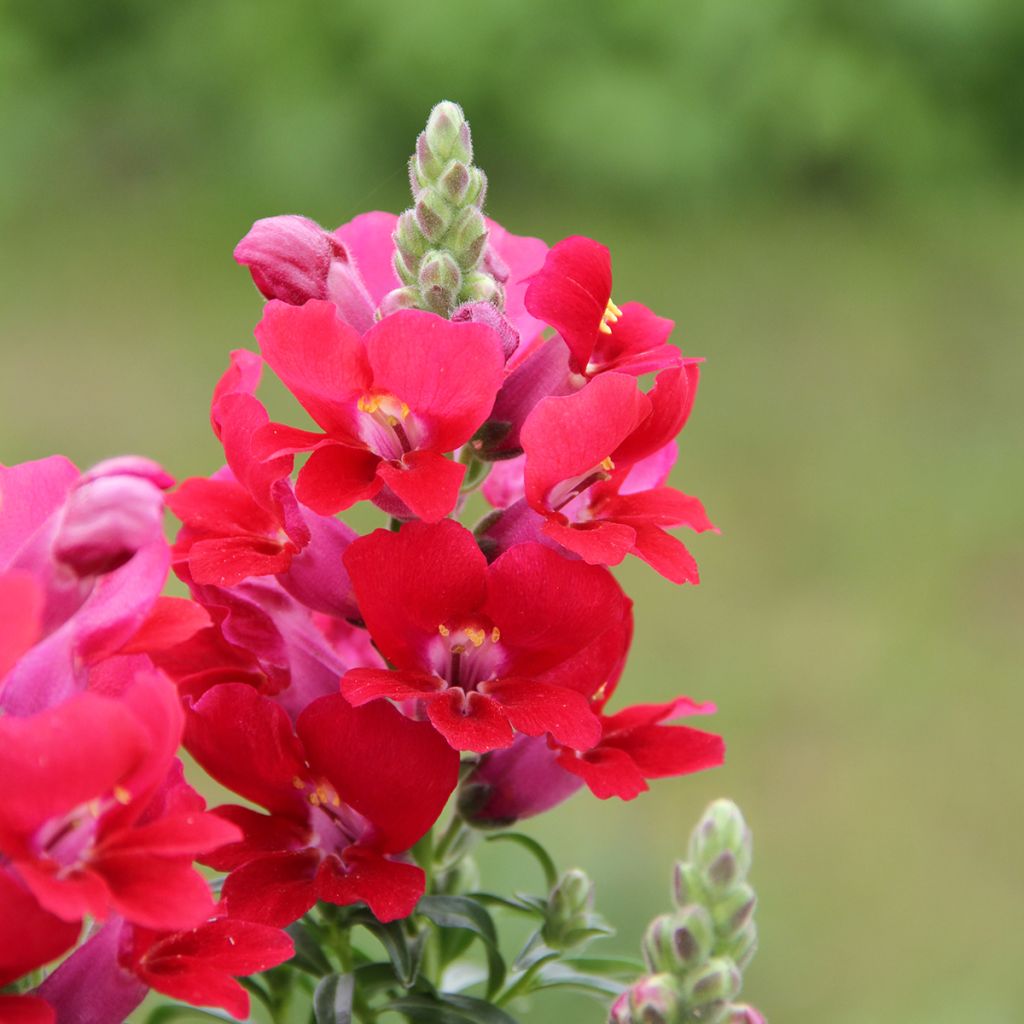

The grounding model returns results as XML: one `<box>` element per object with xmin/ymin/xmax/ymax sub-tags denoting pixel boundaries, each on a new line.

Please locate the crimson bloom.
<box><xmin>339</xmin><ymin>520</ymin><xmax>624</xmax><ymax>753</ymax></box>
<box><xmin>185</xmin><ymin>684</ymin><xmax>458</xmax><ymax>926</ymax></box>
<box><xmin>252</xmin><ymin>300</ymin><xmax>505</xmax><ymax>522</ymax></box>
<box><xmin>524</xmin><ymin>235</ymin><xmax>682</xmax><ymax>377</ymax></box>
<box><xmin>0</xmin><ymin>670</ymin><xmax>239</xmax><ymax>931</ymax></box>
<box><xmin>520</xmin><ymin>368</ymin><xmax>716</xmax><ymax>583</ymax></box>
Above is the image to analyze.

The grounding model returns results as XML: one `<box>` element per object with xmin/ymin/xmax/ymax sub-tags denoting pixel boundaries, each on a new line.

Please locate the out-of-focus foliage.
<box><xmin>1</xmin><ymin>0</ymin><xmax>1023</xmax><ymax>222</ymax></box>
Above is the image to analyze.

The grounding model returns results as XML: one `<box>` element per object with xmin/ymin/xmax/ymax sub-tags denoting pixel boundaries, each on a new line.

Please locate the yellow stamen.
<box><xmin>292</xmin><ymin>776</ymin><xmax>305</xmax><ymax>789</ymax></box>
<box><xmin>464</xmin><ymin>627</ymin><xmax>486</xmax><ymax>648</ymax></box>
<box><xmin>491</xmin><ymin>626</ymin><xmax>501</xmax><ymax>643</ymax></box>
<box><xmin>113</xmin><ymin>785</ymin><xmax>132</xmax><ymax>805</ymax></box>
<box><xmin>600</xmin><ymin>456</ymin><xmax>615</xmax><ymax>472</ymax></box>
<box><xmin>438</xmin><ymin>624</ymin><xmax>450</xmax><ymax>637</ymax></box>
<box><xmin>599</xmin><ymin>297</ymin><xmax>623</xmax><ymax>335</ymax></box>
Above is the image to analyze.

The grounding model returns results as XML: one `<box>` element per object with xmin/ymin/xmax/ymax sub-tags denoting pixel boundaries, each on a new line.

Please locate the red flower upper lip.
<box><xmin>251</xmin><ymin>300</ymin><xmax>506</xmax><ymax>521</ymax></box>
<box><xmin>339</xmin><ymin>520</ymin><xmax>626</xmax><ymax>753</ymax></box>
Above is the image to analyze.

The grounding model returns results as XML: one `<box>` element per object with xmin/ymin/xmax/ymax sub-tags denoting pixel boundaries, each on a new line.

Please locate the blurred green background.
<box><xmin>2</xmin><ymin>1</ymin><xmax>1023</xmax><ymax>1021</ymax></box>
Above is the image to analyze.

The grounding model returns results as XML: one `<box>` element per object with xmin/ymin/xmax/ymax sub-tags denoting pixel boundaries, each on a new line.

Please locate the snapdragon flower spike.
<box><xmin>340</xmin><ymin>520</ymin><xmax>623</xmax><ymax>753</ymax></box>
<box><xmin>520</xmin><ymin>368</ymin><xmax>717</xmax><ymax>583</ymax></box>
<box><xmin>169</xmin><ymin>349</ymin><xmax>312</xmax><ymax>587</ymax></box>
<box><xmin>252</xmin><ymin>300</ymin><xmax>505</xmax><ymax>522</ymax></box>
<box><xmin>524</xmin><ymin>235</ymin><xmax>682</xmax><ymax>377</ymax></box>
<box><xmin>0</xmin><ymin>671</ymin><xmax>239</xmax><ymax>931</ymax></box>
<box><xmin>185</xmin><ymin>684</ymin><xmax>458</xmax><ymax>926</ymax></box>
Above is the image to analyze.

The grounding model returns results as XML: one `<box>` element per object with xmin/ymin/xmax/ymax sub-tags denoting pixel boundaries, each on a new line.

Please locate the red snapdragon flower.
<box><xmin>519</xmin><ymin>368</ymin><xmax>716</xmax><ymax>583</ymax></box>
<box><xmin>185</xmin><ymin>684</ymin><xmax>458</xmax><ymax>926</ymax></box>
<box><xmin>252</xmin><ymin>300</ymin><xmax>505</xmax><ymax>522</ymax></box>
<box><xmin>339</xmin><ymin>520</ymin><xmax>624</xmax><ymax>753</ymax></box>
<box><xmin>0</xmin><ymin>671</ymin><xmax>239</xmax><ymax>931</ymax></box>
<box><xmin>524</xmin><ymin>235</ymin><xmax>682</xmax><ymax>377</ymax></box>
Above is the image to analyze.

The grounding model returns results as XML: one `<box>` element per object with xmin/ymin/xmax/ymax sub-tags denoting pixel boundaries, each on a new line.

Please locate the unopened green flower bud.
<box><xmin>465</xmin><ymin>167</ymin><xmax>487</xmax><ymax>208</ymax></box>
<box><xmin>689</xmin><ymin>801</ymin><xmax>752</xmax><ymax>883</ymax></box>
<box><xmin>424</xmin><ymin>101</ymin><xmax>473</xmax><ymax>165</ymax></box>
<box><xmin>720</xmin><ymin>921</ymin><xmax>758</xmax><ymax>970</ymax></box>
<box><xmin>642</xmin><ymin>907</ymin><xmax>714</xmax><ymax>973</ymax></box>
<box><xmin>624</xmin><ymin>974</ymin><xmax>684</xmax><ymax>1024</ymax></box>
<box><xmin>672</xmin><ymin>861</ymin><xmax>706</xmax><ymax>909</ymax></box>
<box><xmin>542</xmin><ymin>868</ymin><xmax>595</xmax><ymax>950</ymax></box>
<box><xmin>681</xmin><ymin>957</ymin><xmax>742</xmax><ymax>1010</ymax></box>
<box><xmin>415</xmin><ymin>191</ymin><xmax>452</xmax><ymax>244</ymax></box>
<box><xmin>377</xmin><ymin>285</ymin><xmax>421</xmax><ymax>318</ymax></box>
<box><xmin>711</xmin><ymin>883</ymin><xmax>756</xmax><ymax>940</ymax></box>
<box><xmin>449</xmin><ymin>207</ymin><xmax>488</xmax><ymax>270</ymax></box>
<box><xmin>461</xmin><ymin>270</ymin><xmax>503</xmax><ymax>306</ymax></box>
<box><xmin>439</xmin><ymin>160</ymin><xmax>472</xmax><ymax>205</ymax></box>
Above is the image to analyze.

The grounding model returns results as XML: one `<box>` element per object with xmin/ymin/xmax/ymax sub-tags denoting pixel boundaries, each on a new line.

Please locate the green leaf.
<box><xmin>287</xmin><ymin>920</ymin><xmax>334</xmax><ymax>976</ymax></box>
<box><xmin>484</xmin><ymin>833</ymin><xmax>558</xmax><ymax>890</ymax></box>
<box><xmin>313</xmin><ymin>972</ymin><xmax>354</xmax><ymax>1024</ymax></box>
<box><xmin>470</xmin><ymin>891</ymin><xmax>546</xmax><ymax>917</ymax></box>
<box><xmin>562</xmin><ymin>955</ymin><xmax>645</xmax><ymax>977</ymax></box>
<box><xmin>387</xmin><ymin>992</ymin><xmax>519</xmax><ymax>1024</ymax></box>
<box><xmin>356</xmin><ymin>917</ymin><xmax>419</xmax><ymax>987</ymax></box>
<box><xmin>532</xmin><ymin>962</ymin><xmax>627</xmax><ymax>998</ymax></box>
<box><xmin>416</xmin><ymin>895</ymin><xmax>506</xmax><ymax>997</ymax></box>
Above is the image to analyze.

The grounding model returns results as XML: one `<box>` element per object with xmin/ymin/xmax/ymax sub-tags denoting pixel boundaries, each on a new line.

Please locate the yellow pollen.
<box><xmin>451</xmin><ymin>643</ymin><xmax>466</xmax><ymax>656</ymax></box>
<box><xmin>599</xmin><ymin>297</ymin><xmax>623</xmax><ymax>335</ymax></box>
<box><xmin>113</xmin><ymin>785</ymin><xmax>132</xmax><ymax>805</ymax></box>
<box><xmin>292</xmin><ymin>776</ymin><xmax>305</xmax><ymax>789</ymax></box>
<box><xmin>491</xmin><ymin>626</ymin><xmax>501</xmax><ymax>643</ymax></box>
<box><xmin>358</xmin><ymin>394</ymin><xmax>410</xmax><ymax>419</ymax></box>
<box><xmin>438</xmin><ymin>624</ymin><xmax>450</xmax><ymax>637</ymax></box>
<box><xmin>464</xmin><ymin>627</ymin><xmax>486</xmax><ymax>648</ymax></box>
<box><xmin>600</xmin><ymin>456</ymin><xmax>615</xmax><ymax>472</ymax></box>
<box><xmin>308</xmin><ymin>792</ymin><xmax>321</xmax><ymax>807</ymax></box>
<box><xmin>357</xmin><ymin>394</ymin><xmax>380</xmax><ymax>414</ymax></box>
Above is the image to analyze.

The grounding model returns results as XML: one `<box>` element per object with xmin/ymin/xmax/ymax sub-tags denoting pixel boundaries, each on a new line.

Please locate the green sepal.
<box><xmin>312</xmin><ymin>972</ymin><xmax>354</xmax><ymax>1024</ymax></box>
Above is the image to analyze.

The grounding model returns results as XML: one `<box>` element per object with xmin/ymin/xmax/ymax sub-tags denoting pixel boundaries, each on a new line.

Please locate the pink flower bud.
<box><xmin>54</xmin><ymin>458</ymin><xmax>171</xmax><ymax>577</ymax></box>
<box><xmin>451</xmin><ymin>301</ymin><xmax>520</xmax><ymax>361</ymax></box>
<box><xmin>235</xmin><ymin>215</ymin><xmax>375</xmax><ymax>333</ymax></box>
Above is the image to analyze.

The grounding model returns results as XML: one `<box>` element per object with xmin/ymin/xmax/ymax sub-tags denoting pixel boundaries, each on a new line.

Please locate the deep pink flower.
<box><xmin>340</xmin><ymin>520</ymin><xmax>624</xmax><ymax>753</ymax></box>
<box><xmin>169</xmin><ymin>349</ymin><xmax>311</xmax><ymax>588</ymax></box>
<box><xmin>185</xmin><ymin>684</ymin><xmax>458</xmax><ymax>926</ymax></box>
<box><xmin>235</xmin><ymin>214</ymin><xmax>376</xmax><ymax>333</ymax></box>
<box><xmin>252</xmin><ymin>301</ymin><xmax>505</xmax><ymax>522</ymax></box>
<box><xmin>0</xmin><ymin>671</ymin><xmax>239</xmax><ymax>931</ymax></box>
<box><xmin>524</xmin><ymin>235</ymin><xmax>682</xmax><ymax>377</ymax></box>
<box><xmin>519</xmin><ymin>369</ymin><xmax>716</xmax><ymax>582</ymax></box>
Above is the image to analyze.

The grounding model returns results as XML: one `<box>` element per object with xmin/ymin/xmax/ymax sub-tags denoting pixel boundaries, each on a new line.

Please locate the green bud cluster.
<box><xmin>383</xmin><ymin>101</ymin><xmax>501</xmax><ymax>318</ymax></box>
<box><xmin>612</xmin><ymin>800</ymin><xmax>763</xmax><ymax>1024</ymax></box>
<box><xmin>542</xmin><ymin>867</ymin><xmax>610</xmax><ymax>952</ymax></box>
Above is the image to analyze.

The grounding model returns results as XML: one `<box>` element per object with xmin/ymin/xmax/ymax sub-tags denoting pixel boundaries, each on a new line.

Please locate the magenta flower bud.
<box><xmin>626</xmin><ymin>974</ymin><xmax>684</xmax><ymax>1024</ymax></box>
<box><xmin>459</xmin><ymin>733</ymin><xmax>583</xmax><ymax>827</ymax></box>
<box><xmin>54</xmin><ymin>457</ymin><xmax>171</xmax><ymax>576</ymax></box>
<box><xmin>723</xmin><ymin>1003</ymin><xmax>766</xmax><ymax>1024</ymax></box>
<box><xmin>235</xmin><ymin>215</ymin><xmax>375</xmax><ymax>333</ymax></box>
<box><xmin>451</xmin><ymin>301</ymin><xmax>520</xmax><ymax>361</ymax></box>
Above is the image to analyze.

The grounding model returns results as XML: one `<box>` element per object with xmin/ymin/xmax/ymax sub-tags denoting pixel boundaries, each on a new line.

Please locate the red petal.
<box><xmin>426</xmin><ymin>689</ymin><xmax>514</xmax><ymax>753</ymax></box>
<box><xmin>297</xmin><ymin>695</ymin><xmax>458</xmax><ymax>854</ymax></box>
<box><xmin>339</xmin><ymin>668</ymin><xmax>443</xmax><ymax>706</ymax></box>
<box><xmin>201</xmin><ymin>806</ymin><xmax>310</xmax><ymax>872</ymax></box>
<box><xmin>143</xmin><ymin>916</ymin><xmax>295</xmax><ymax>974</ymax></box>
<box><xmin>140</xmin><ymin>964</ymin><xmax>250</xmax><ymax>1020</ymax></box>
<box><xmin>557</xmin><ymin>746</ymin><xmax>649</xmax><ymax>800</ymax></box>
<box><xmin>255</xmin><ymin>299</ymin><xmax>370</xmax><ymax>436</ymax></box>
<box><xmin>541</xmin><ymin>517</ymin><xmax>636</xmax><ymax>567</ymax></box>
<box><xmin>100</xmin><ymin>854</ymin><xmax>215</xmax><ymax>931</ymax></box>
<box><xmin>0</xmin><ymin>571</ymin><xmax>42</xmax><ymax>679</ymax></box>
<box><xmin>0</xmin><ymin>996</ymin><xmax>55</xmax><ymax>1024</ymax></box>
<box><xmin>484</xmin><ymin>542</ymin><xmax>625</xmax><ymax>673</ymax></box>
<box><xmin>0</xmin><ymin>869</ymin><xmax>80</xmax><ymax>987</ymax></box>
<box><xmin>522</xmin><ymin>374</ymin><xmax>650</xmax><ymax>509</ymax></box>
<box><xmin>184</xmin><ymin>684</ymin><xmax>308</xmax><ymax>817</ymax></box>
<box><xmin>376</xmin><ymin>451</ymin><xmax>464</xmax><ymax>523</ymax></box>
<box><xmin>168</xmin><ymin>477</ymin><xmax>276</xmax><ymax>537</ymax></box>
<box><xmin>484</xmin><ymin>678</ymin><xmax>601</xmax><ymax>750</ymax></box>
<box><xmin>222</xmin><ymin>850</ymin><xmax>319</xmax><ymax>927</ymax></box>
<box><xmin>317</xmin><ymin>847</ymin><xmax>424</xmax><ymax>922</ymax></box>
<box><xmin>612</xmin><ymin>363</ymin><xmax>700</xmax><ymax>466</ymax></box>
<box><xmin>295</xmin><ymin>444</ymin><xmax>381</xmax><ymax>515</ymax></box>
<box><xmin>334</xmin><ymin>211</ymin><xmax>401</xmax><ymax>306</ymax></box>
<box><xmin>118</xmin><ymin>597</ymin><xmax>210</xmax><ymax>655</ymax></box>
<box><xmin>0</xmin><ymin>694</ymin><xmax>148</xmax><ymax>842</ymax></box>
<box><xmin>524</xmin><ymin>236</ymin><xmax>612</xmax><ymax>371</ymax></box>
<box><xmin>343</xmin><ymin>520</ymin><xmax>488</xmax><ymax>671</ymax></box>
<box><xmin>629</xmin><ymin>524</ymin><xmax>701</xmax><ymax>584</ymax></box>
<box><xmin>605</xmin><ymin>488</ymin><xmax>717</xmax><ymax>532</ymax></box>
<box><xmin>187</xmin><ymin>536</ymin><xmax>294</xmax><ymax>587</ymax></box>
<box><xmin>590</xmin><ymin>301</ymin><xmax>678</xmax><ymax>376</ymax></box>
<box><xmin>605</xmin><ymin>723</ymin><xmax>725</xmax><ymax>779</ymax></box>
<box><xmin>366</xmin><ymin>309</ymin><xmax>505</xmax><ymax>452</ymax></box>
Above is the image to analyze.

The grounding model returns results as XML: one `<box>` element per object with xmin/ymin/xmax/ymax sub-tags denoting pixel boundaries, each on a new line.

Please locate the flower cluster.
<box><xmin>1</xmin><ymin>101</ymin><xmax>735</xmax><ymax>1023</ymax></box>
